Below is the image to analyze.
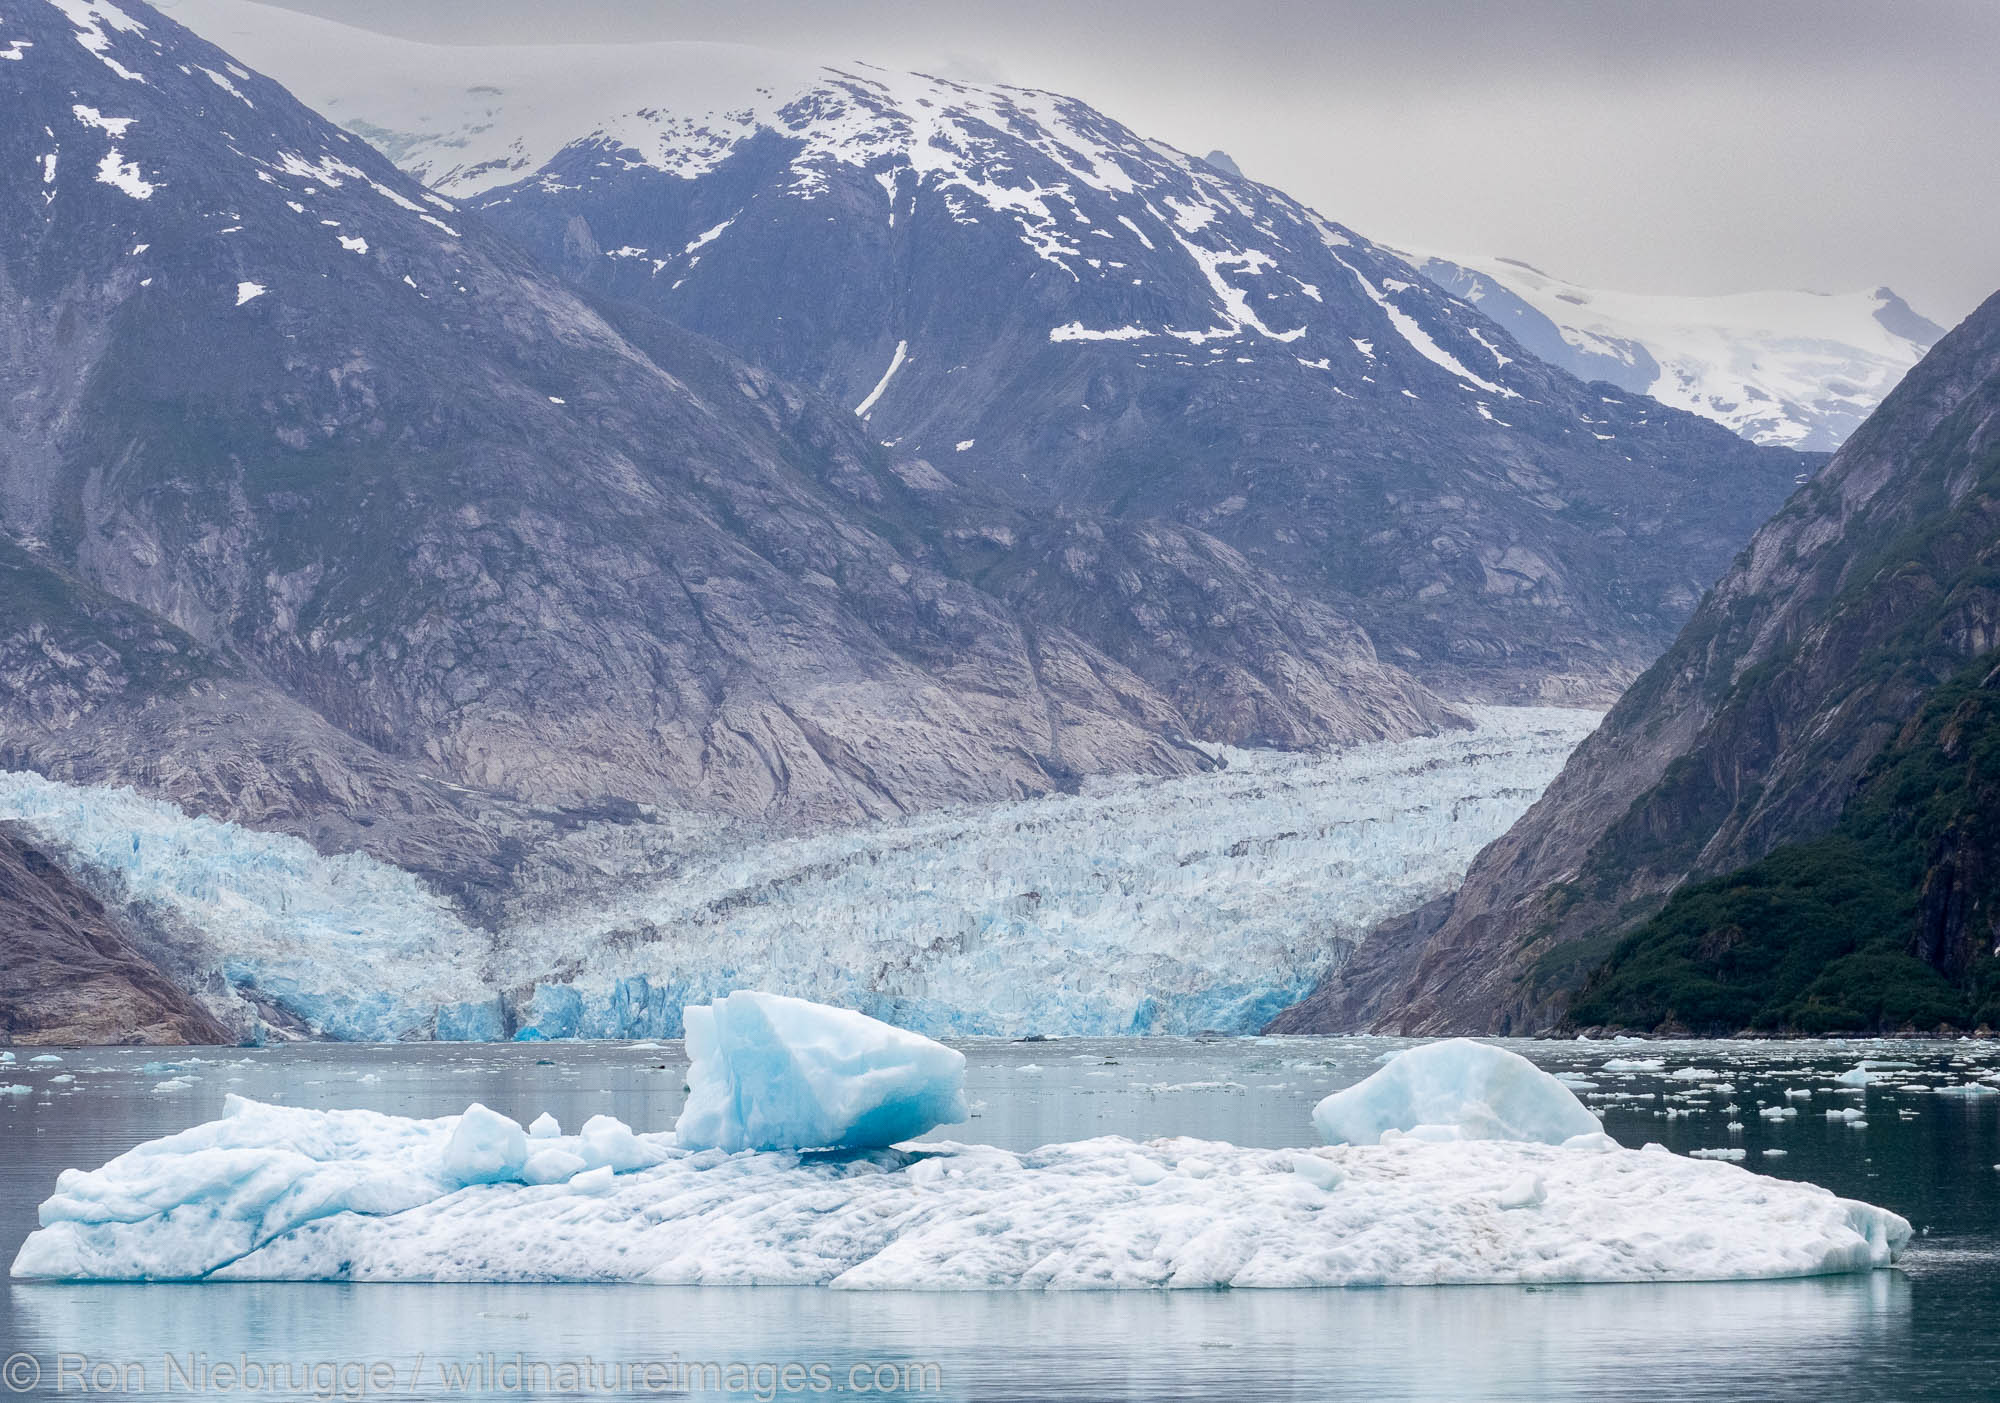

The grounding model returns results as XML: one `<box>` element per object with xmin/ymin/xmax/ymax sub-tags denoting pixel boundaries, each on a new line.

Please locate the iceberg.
<box><xmin>11</xmin><ymin>1097</ymin><xmax>1908</xmax><ymax>1287</ymax></box>
<box><xmin>675</xmin><ymin>993</ymin><xmax>968</xmax><ymax>1152</ymax></box>
<box><xmin>1312</xmin><ymin>1039</ymin><xmax>1605</xmax><ymax>1146</ymax></box>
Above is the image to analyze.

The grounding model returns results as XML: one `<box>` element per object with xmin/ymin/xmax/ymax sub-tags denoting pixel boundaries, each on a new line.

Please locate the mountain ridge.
<box><xmin>2</xmin><ymin>0</ymin><xmax>1455</xmax><ymax>866</ymax></box>
<box><xmin>164</xmin><ymin>0</ymin><xmax>1812</xmax><ymax>706</ymax></box>
<box><xmin>1271</xmin><ymin>287</ymin><xmax>2000</xmax><ymax>1034</ymax></box>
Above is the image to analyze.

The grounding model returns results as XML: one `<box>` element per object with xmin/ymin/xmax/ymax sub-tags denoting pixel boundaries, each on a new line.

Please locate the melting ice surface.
<box><xmin>1314</xmin><ymin>1039</ymin><xmax>1607</xmax><ymax>1147</ymax></box>
<box><xmin>676</xmin><ymin>992</ymin><xmax>968</xmax><ymax>1152</ymax></box>
<box><xmin>0</xmin><ymin>707</ymin><xmax>1597</xmax><ymax>1040</ymax></box>
<box><xmin>11</xmin><ymin>1020</ymin><xmax>1910</xmax><ymax>1288</ymax></box>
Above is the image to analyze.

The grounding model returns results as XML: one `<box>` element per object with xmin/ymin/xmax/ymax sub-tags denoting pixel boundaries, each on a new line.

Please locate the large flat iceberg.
<box><xmin>676</xmin><ymin>992</ymin><xmax>968</xmax><ymax>1152</ymax></box>
<box><xmin>12</xmin><ymin>1096</ymin><xmax>1908</xmax><ymax>1288</ymax></box>
<box><xmin>1314</xmin><ymin>1038</ymin><xmax>1606</xmax><ymax>1146</ymax></box>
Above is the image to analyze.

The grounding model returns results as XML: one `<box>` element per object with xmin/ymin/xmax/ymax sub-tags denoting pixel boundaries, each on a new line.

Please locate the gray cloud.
<box><xmin>250</xmin><ymin>0</ymin><xmax>1999</xmax><ymax>324</ymax></box>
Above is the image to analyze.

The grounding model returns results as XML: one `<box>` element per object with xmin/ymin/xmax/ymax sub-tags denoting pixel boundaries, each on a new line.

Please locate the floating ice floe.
<box><xmin>10</xmin><ymin>1093</ymin><xmax>1909</xmax><ymax>1287</ymax></box>
<box><xmin>6</xmin><ymin>1002</ymin><xmax>1911</xmax><ymax>1287</ymax></box>
<box><xmin>1312</xmin><ymin>1039</ymin><xmax>1605</xmax><ymax>1147</ymax></box>
<box><xmin>674</xmin><ymin>993</ymin><xmax>967</xmax><ymax>1153</ymax></box>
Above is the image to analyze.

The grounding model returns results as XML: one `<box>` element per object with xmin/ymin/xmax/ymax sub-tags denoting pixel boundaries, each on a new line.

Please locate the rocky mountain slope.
<box><xmin>1</xmin><ymin>0</ymin><xmax>1456</xmax><ymax>866</ymax></box>
<box><xmin>167</xmin><ymin>0</ymin><xmax>1810</xmax><ymax>704</ymax></box>
<box><xmin>0</xmin><ymin>821</ymin><xmax>229</xmax><ymax>1044</ymax></box>
<box><xmin>1272</xmin><ymin>289</ymin><xmax>2000</xmax><ymax>1034</ymax></box>
<box><xmin>1410</xmin><ymin>252</ymin><xmax>1944</xmax><ymax>452</ymax></box>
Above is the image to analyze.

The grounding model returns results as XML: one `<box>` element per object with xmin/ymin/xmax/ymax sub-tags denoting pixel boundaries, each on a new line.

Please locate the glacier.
<box><xmin>11</xmin><ymin>1091</ymin><xmax>1909</xmax><ymax>1287</ymax></box>
<box><xmin>0</xmin><ymin>707</ymin><xmax>1597</xmax><ymax>1040</ymax></box>
<box><xmin>1407</xmin><ymin>251</ymin><xmax>1940</xmax><ymax>451</ymax></box>
<box><xmin>676</xmin><ymin>993</ymin><xmax>968</xmax><ymax>1152</ymax></box>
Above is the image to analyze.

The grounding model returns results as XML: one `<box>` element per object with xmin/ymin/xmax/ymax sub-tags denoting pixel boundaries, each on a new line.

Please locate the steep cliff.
<box><xmin>0</xmin><ymin>822</ymin><xmax>230</xmax><ymax>1044</ymax></box>
<box><xmin>1273</xmin><ymin>289</ymin><xmax>2000</xmax><ymax>1033</ymax></box>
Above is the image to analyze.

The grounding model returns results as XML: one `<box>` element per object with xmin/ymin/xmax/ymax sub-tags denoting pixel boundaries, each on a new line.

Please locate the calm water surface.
<box><xmin>3</xmin><ymin>1037</ymin><xmax>1997</xmax><ymax>1401</ymax></box>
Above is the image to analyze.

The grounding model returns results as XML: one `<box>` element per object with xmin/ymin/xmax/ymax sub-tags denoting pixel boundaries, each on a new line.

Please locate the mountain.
<box><xmin>1271</xmin><ymin>288</ymin><xmax>2000</xmax><ymax>1035</ymax></box>
<box><xmin>1409</xmin><ymin>253</ymin><xmax>1944</xmax><ymax>452</ymax></box>
<box><xmin>0</xmin><ymin>821</ymin><xmax>230</xmax><ymax>1044</ymax></box>
<box><xmin>1</xmin><ymin>0</ymin><xmax>1459</xmax><ymax>875</ymax></box>
<box><xmin>165</xmin><ymin>0</ymin><xmax>1810</xmax><ymax>706</ymax></box>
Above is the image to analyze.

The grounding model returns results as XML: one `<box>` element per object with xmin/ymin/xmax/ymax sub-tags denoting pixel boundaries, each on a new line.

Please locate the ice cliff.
<box><xmin>0</xmin><ymin>707</ymin><xmax>1597</xmax><ymax>1039</ymax></box>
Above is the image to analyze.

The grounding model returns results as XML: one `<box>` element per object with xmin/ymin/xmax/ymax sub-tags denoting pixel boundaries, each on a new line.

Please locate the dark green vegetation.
<box><xmin>1570</xmin><ymin>656</ymin><xmax>2000</xmax><ymax>1034</ymax></box>
<box><xmin>1264</xmin><ymin>289</ymin><xmax>2000</xmax><ymax>1036</ymax></box>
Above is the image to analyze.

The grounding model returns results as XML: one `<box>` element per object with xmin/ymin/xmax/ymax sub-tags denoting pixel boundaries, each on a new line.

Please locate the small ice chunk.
<box><xmin>1835</xmin><ymin>1065</ymin><xmax>1879</xmax><ymax>1087</ymax></box>
<box><xmin>235</xmin><ymin>281</ymin><xmax>265</xmax><ymax>305</ymax></box>
<box><xmin>2</xmin><ymin>1085</ymin><xmax>30</xmax><ymax>1096</ymax></box>
<box><xmin>577</xmin><ymin>1114</ymin><xmax>660</xmax><ymax>1172</ymax></box>
<box><xmin>1313</xmin><ymin>1039</ymin><xmax>1603</xmax><ymax>1146</ymax></box>
<box><xmin>30</xmin><ymin>1055</ymin><xmax>62</xmax><ymax>1065</ymax></box>
<box><xmin>567</xmin><ymin>1166</ymin><xmax>616</xmax><ymax>1194</ymax></box>
<box><xmin>1691</xmin><ymin>1147</ymin><xmax>1748</xmax><ymax>1161</ymax></box>
<box><xmin>1126</xmin><ymin>1153</ymin><xmax>1167</xmax><ymax>1185</ymax></box>
<box><xmin>674</xmin><ymin>992</ymin><xmax>967</xmax><ymax>1153</ymax></box>
<box><xmin>521</xmin><ymin>1148</ymin><xmax>587</xmax><ymax>1186</ymax></box>
<box><xmin>527</xmin><ymin>1112</ymin><xmax>561</xmax><ymax>1139</ymax></box>
<box><xmin>1600</xmin><ymin>1057</ymin><xmax>1663</xmax><ymax>1072</ymax></box>
<box><xmin>1763</xmin><ymin>1149</ymin><xmax>1789</xmax><ymax>1158</ymax></box>
<box><xmin>439</xmin><ymin>1103</ymin><xmax>527</xmax><ymax>1186</ymax></box>
<box><xmin>1290</xmin><ymin>1154</ymin><xmax>1345</xmax><ymax>1190</ymax></box>
<box><xmin>1496</xmin><ymin>1173</ymin><xmax>1546</xmax><ymax>1208</ymax></box>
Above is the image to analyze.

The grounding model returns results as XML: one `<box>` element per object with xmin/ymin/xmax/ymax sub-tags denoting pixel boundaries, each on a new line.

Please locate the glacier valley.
<box><xmin>0</xmin><ymin>707</ymin><xmax>1598</xmax><ymax>1041</ymax></box>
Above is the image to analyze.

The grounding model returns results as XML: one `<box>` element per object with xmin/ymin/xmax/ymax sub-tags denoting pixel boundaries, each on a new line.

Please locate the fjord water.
<box><xmin>3</xmin><ymin>1039</ymin><xmax>1997</xmax><ymax>1401</ymax></box>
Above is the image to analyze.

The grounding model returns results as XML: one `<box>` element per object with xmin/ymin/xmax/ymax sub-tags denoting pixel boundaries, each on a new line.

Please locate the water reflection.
<box><xmin>7</xmin><ymin>1272</ymin><xmax>1910</xmax><ymax>1402</ymax></box>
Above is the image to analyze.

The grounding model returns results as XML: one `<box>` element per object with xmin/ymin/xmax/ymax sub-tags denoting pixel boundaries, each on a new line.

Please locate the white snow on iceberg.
<box><xmin>676</xmin><ymin>993</ymin><xmax>967</xmax><ymax>1152</ymax></box>
<box><xmin>11</xmin><ymin>1096</ymin><xmax>1908</xmax><ymax>1288</ymax></box>
<box><xmin>1313</xmin><ymin>1038</ymin><xmax>1605</xmax><ymax>1146</ymax></box>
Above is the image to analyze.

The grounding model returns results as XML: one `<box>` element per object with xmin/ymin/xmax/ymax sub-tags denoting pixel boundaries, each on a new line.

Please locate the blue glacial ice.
<box><xmin>1313</xmin><ymin>1039</ymin><xmax>1608</xmax><ymax>1147</ymax></box>
<box><xmin>12</xmin><ymin>1085</ymin><xmax>1909</xmax><ymax>1287</ymax></box>
<box><xmin>676</xmin><ymin>993</ymin><xmax>967</xmax><ymax>1152</ymax></box>
<box><xmin>0</xmin><ymin>770</ymin><xmax>496</xmax><ymax>1041</ymax></box>
<box><xmin>0</xmin><ymin>707</ymin><xmax>1599</xmax><ymax>1040</ymax></box>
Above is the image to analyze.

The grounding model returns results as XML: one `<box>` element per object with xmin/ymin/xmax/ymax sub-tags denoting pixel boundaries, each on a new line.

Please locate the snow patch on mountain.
<box><xmin>160</xmin><ymin>0</ymin><xmax>1547</xmax><ymax>405</ymax></box>
<box><xmin>1407</xmin><ymin>251</ymin><xmax>1943</xmax><ymax>450</ymax></box>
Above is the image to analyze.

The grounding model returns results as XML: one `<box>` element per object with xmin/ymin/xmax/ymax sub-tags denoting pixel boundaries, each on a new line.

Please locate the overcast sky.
<box><xmin>257</xmin><ymin>0</ymin><xmax>1997</xmax><ymax>326</ymax></box>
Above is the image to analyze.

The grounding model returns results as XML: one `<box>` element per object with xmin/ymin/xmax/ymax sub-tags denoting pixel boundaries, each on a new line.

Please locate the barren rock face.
<box><xmin>0</xmin><ymin>0</ymin><xmax>1453</xmax><ymax>858</ymax></box>
<box><xmin>1274</xmin><ymin>290</ymin><xmax>2000</xmax><ymax>1034</ymax></box>
<box><xmin>0</xmin><ymin>822</ymin><xmax>229</xmax><ymax>1045</ymax></box>
<box><xmin>403</xmin><ymin>42</ymin><xmax>1810</xmax><ymax>704</ymax></box>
